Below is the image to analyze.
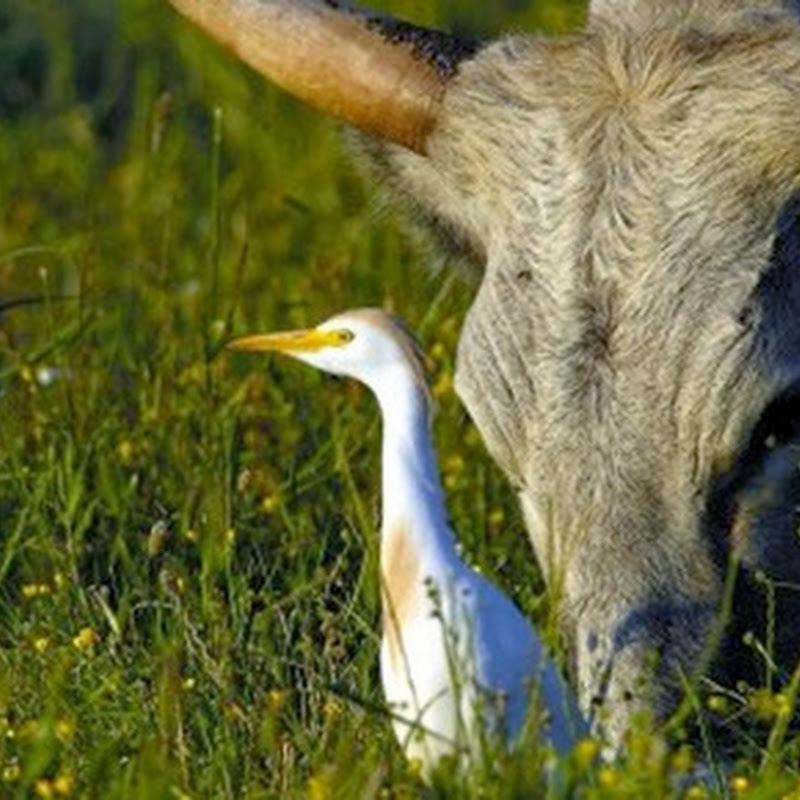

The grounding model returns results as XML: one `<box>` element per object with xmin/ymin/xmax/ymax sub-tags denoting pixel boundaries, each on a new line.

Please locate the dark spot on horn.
<box><xmin>362</xmin><ymin>15</ymin><xmax>481</xmax><ymax>78</ymax></box>
<box><xmin>320</xmin><ymin>0</ymin><xmax>480</xmax><ymax>77</ymax></box>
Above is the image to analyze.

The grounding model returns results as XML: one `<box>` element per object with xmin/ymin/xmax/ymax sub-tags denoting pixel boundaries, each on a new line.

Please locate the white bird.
<box><xmin>228</xmin><ymin>308</ymin><xmax>585</xmax><ymax>776</ymax></box>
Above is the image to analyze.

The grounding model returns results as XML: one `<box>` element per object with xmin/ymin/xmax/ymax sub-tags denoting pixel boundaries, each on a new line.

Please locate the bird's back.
<box><xmin>463</xmin><ymin>570</ymin><xmax>585</xmax><ymax>754</ymax></box>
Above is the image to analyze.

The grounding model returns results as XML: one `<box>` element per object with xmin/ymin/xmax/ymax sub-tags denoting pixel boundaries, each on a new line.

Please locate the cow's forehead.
<box><xmin>407</xmin><ymin>12</ymin><xmax>800</xmax><ymax>500</ymax></box>
<box><xmin>387</xmin><ymin>9</ymin><xmax>800</xmax><ymax>273</ymax></box>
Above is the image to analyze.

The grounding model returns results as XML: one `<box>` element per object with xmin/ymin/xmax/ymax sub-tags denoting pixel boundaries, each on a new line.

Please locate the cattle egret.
<box><xmin>228</xmin><ymin>309</ymin><xmax>584</xmax><ymax>775</ymax></box>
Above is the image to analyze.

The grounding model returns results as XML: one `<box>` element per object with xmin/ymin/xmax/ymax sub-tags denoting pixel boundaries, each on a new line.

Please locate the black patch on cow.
<box><xmin>321</xmin><ymin>0</ymin><xmax>481</xmax><ymax>78</ymax></box>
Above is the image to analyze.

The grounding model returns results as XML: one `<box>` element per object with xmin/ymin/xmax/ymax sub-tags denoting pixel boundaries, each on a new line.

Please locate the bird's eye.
<box><xmin>336</xmin><ymin>329</ymin><xmax>354</xmax><ymax>344</ymax></box>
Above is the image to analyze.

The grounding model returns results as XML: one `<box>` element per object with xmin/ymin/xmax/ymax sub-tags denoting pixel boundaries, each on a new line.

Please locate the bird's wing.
<box><xmin>460</xmin><ymin>574</ymin><xmax>586</xmax><ymax>751</ymax></box>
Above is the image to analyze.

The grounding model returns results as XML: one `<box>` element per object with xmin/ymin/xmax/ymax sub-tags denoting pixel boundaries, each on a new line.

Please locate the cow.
<box><xmin>164</xmin><ymin>0</ymin><xmax>800</xmax><ymax>751</ymax></box>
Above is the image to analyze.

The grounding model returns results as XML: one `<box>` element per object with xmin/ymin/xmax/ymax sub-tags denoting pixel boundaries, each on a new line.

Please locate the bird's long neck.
<box><xmin>368</xmin><ymin>361</ymin><xmax>458</xmax><ymax>672</ymax></box>
<box><xmin>372</xmin><ymin>366</ymin><xmax>454</xmax><ymax>561</ymax></box>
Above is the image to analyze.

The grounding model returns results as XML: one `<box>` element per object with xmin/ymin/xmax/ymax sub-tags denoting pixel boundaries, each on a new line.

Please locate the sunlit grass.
<box><xmin>2</xmin><ymin>0</ymin><xmax>800</xmax><ymax>797</ymax></box>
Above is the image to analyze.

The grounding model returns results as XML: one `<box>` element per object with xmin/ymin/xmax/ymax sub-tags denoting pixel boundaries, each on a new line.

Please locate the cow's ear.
<box><xmin>164</xmin><ymin>0</ymin><xmax>476</xmax><ymax>155</ymax></box>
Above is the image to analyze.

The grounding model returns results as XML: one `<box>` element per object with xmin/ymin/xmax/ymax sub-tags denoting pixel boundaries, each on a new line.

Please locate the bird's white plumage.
<box><xmin>229</xmin><ymin>308</ymin><xmax>585</xmax><ymax>776</ymax></box>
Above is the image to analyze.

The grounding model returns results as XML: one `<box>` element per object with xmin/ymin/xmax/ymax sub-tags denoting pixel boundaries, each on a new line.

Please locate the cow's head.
<box><xmin>166</xmin><ymin>0</ymin><xmax>800</xmax><ymax>748</ymax></box>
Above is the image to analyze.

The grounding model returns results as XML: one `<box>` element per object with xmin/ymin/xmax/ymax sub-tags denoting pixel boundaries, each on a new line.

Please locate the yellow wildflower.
<box><xmin>774</xmin><ymin>692</ymin><xmax>793</xmax><ymax>717</ymax></box>
<box><xmin>443</xmin><ymin>454</ymin><xmax>465</xmax><ymax>476</ymax></box>
<box><xmin>268</xmin><ymin>689</ymin><xmax>287</xmax><ymax>711</ymax></box>
<box><xmin>116</xmin><ymin>439</ymin><xmax>135</xmax><ymax>465</ymax></box>
<box><xmin>323</xmin><ymin>698</ymin><xmax>341</xmax><ymax>719</ymax></box>
<box><xmin>749</xmin><ymin>688</ymin><xmax>779</xmax><ymax>720</ymax></box>
<box><xmin>597</xmin><ymin>767</ymin><xmax>619</xmax><ymax>788</ymax></box>
<box><xmin>33</xmin><ymin>636</ymin><xmax>50</xmax><ymax>653</ymax></box>
<box><xmin>573</xmin><ymin>737</ymin><xmax>600</xmax><ymax>769</ymax></box>
<box><xmin>2</xmin><ymin>763</ymin><xmax>20</xmax><ymax>782</ymax></box>
<box><xmin>731</xmin><ymin>775</ymin><xmax>750</xmax><ymax>794</ymax></box>
<box><xmin>53</xmin><ymin>774</ymin><xmax>75</xmax><ymax>796</ymax></box>
<box><xmin>55</xmin><ymin>719</ymin><xmax>75</xmax><ymax>742</ymax></box>
<box><xmin>431</xmin><ymin>372</ymin><xmax>453</xmax><ymax>399</ymax></box>
<box><xmin>443</xmin><ymin>454</ymin><xmax>465</xmax><ymax>490</ymax></box>
<box><xmin>260</xmin><ymin>493</ymin><xmax>280</xmax><ymax>514</ymax></box>
<box><xmin>308</xmin><ymin>766</ymin><xmax>336</xmax><ymax>800</ymax></box>
<box><xmin>488</xmin><ymin>508</ymin><xmax>506</xmax><ymax>529</ymax></box>
<box><xmin>177</xmin><ymin>361</ymin><xmax>203</xmax><ymax>386</ymax></box>
<box><xmin>670</xmin><ymin>744</ymin><xmax>695</xmax><ymax>775</ymax></box>
<box><xmin>34</xmin><ymin>779</ymin><xmax>54</xmax><ymax>798</ymax></box>
<box><xmin>72</xmin><ymin>626</ymin><xmax>99</xmax><ymax>650</ymax></box>
<box><xmin>429</xmin><ymin>342</ymin><xmax>446</xmax><ymax>361</ymax></box>
<box><xmin>464</xmin><ymin>427</ymin><xmax>482</xmax><ymax>448</ymax></box>
<box><xmin>22</xmin><ymin>583</ymin><xmax>50</xmax><ymax>599</ymax></box>
<box><xmin>706</xmin><ymin>694</ymin><xmax>729</xmax><ymax>714</ymax></box>
<box><xmin>437</xmin><ymin>316</ymin><xmax>458</xmax><ymax>344</ymax></box>
<box><xmin>406</xmin><ymin>758</ymin><xmax>424</xmax><ymax>779</ymax></box>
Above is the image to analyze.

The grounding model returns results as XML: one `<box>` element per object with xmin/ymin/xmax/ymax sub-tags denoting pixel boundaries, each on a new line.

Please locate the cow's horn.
<box><xmin>166</xmin><ymin>0</ymin><xmax>477</xmax><ymax>155</ymax></box>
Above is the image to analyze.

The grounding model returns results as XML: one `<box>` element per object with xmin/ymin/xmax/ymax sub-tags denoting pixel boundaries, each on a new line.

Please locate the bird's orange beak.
<box><xmin>227</xmin><ymin>327</ymin><xmax>351</xmax><ymax>354</ymax></box>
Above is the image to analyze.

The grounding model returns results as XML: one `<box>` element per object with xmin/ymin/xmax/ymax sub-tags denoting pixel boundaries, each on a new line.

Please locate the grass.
<box><xmin>1</xmin><ymin>0</ymin><xmax>800</xmax><ymax>797</ymax></box>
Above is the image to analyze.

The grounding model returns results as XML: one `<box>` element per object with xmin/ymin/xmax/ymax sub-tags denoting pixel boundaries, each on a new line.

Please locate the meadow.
<box><xmin>1</xmin><ymin>0</ymin><xmax>799</xmax><ymax>797</ymax></box>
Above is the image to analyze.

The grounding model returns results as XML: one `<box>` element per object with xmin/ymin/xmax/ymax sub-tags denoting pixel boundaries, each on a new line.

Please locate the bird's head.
<box><xmin>228</xmin><ymin>308</ymin><xmax>430</xmax><ymax>401</ymax></box>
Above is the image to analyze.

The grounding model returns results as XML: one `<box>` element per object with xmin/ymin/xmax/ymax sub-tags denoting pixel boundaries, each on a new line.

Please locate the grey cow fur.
<box><xmin>372</xmin><ymin>0</ymin><xmax>800</xmax><ymax>747</ymax></box>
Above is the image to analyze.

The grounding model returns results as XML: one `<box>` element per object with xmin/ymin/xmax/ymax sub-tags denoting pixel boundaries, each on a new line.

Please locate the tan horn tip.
<box><xmin>165</xmin><ymin>0</ymin><xmax>480</xmax><ymax>154</ymax></box>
